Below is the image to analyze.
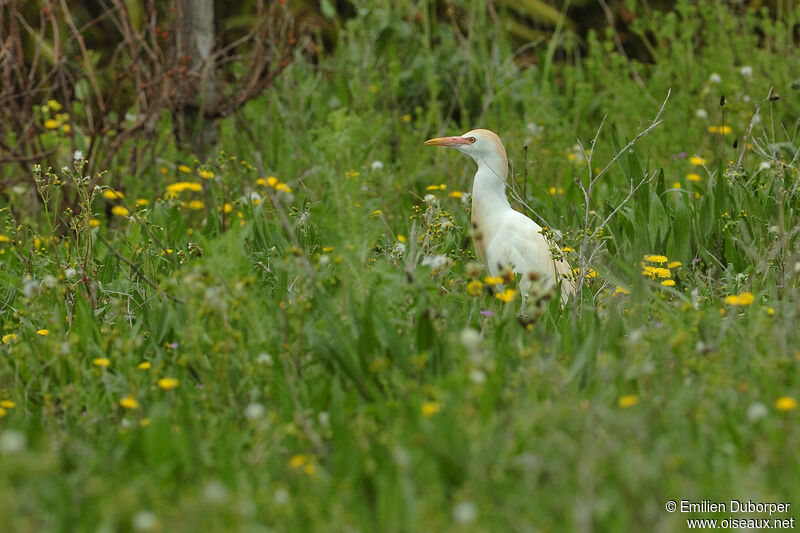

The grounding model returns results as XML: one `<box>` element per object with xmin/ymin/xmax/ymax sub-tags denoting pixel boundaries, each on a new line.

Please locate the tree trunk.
<box><xmin>174</xmin><ymin>0</ymin><xmax>217</xmax><ymax>159</ymax></box>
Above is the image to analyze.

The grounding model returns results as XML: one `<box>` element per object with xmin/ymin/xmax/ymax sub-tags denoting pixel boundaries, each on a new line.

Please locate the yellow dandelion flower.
<box><xmin>644</xmin><ymin>254</ymin><xmax>668</xmax><ymax>264</ymax></box>
<box><xmin>102</xmin><ymin>190</ymin><xmax>124</xmax><ymax>200</ymax></box>
<box><xmin>36</xmin><ymin>329</ymin><xmax>49</xmax><ymax>336</ymax></box>
<box><xmin>62</xmin><ymin>124</ymin><xmax>71</xmax><ymax>134</ymax></box>
<box><xmin>495</xmin><ymin>288</ymin><xmax>516</xmax><ymax>302</ymax></box>
<box><xmin>484</xmin><ymin>276</ymin><xmax>504</xmax><ymax>285</ymax></box>
<box><xmin>467</xmin><ymin>280</ymin><xmax>484</xmax><ymax>296</ymax></box>
<box><xmin>562</xmin><ymin>246</ymin><xmax>573</xmax><ymax>252</ymax></box>
<box><xmin>255</xmin><ymin>178</ymin><xmax>267</xmax><ymax>186</ymax></box>
<box><xmin>613</xmin><ymin>286</ymin><xmax>630</xmax><ymax>296</ymax></box>
<box><xmin>708</xmin><ymin>125</ymin><xmax>732</xmax><ymax>134</ymax></box>
<box><xmin>136</xmin><ymin>198</ymin><xmax>149</xmax><ymax>206</ymax></box>
<box><xmin>371</xmin><ymin>209</ymin><xmax>382</xmax><ymax>217</ymax></box>
<box><xmin>2</xmin><ymin>333</ymin><xmax>17</xmax><ymax>344</ymax></box>
<box><xmin>724</xmin><ymin>291</ymin><xmax>754</xmax><ymax>306</ymax></box>
<box><xmin>396</xmin><ymin>235</ymin><xmax>406</xmax><ymax>243</ymax></box>
<box><xmin>0</xmin><ymin>408</ymin><xmax>5</xmax><ymax>418</ymax></box>
<box><xmin>166</xmin><ymin>181</ymin><xmax>203</xmax><ymax>194</ymax></box>
<box><xmin>160</xmin><ymin>166</ymin><xmax>168</xmax><ymax>175</ymax></box>
<box><xmin>0</xmin><ymin>235</ymin><xmax>9</xmax><ymax>243</ymax></box>
<box><xmin>667</xmin><ymin>261</ymin><xmax>682</xmax><ymax>268</ymax></box>
<box><xmin>93</xmin><ymin>357</ymin><xmax>110</xmax><ymax>367</ymax></box>
<box><xmin>421</xmin><ymin>401</ymin><xmax>441</xmax><ymax>418</ymax></box>
<box><xmin>448</xmin><ymin>191</ymin><xmax>462</xmax><ymax>198</ymax></box>
<box><xmin>119</xmin><ymin>396</ymin><xmax>139</xmax><ymax>409</ymax></box>
<box><xmin>266</xmin><ymin>176</ymin><xmax>279</xmax><ymax>187</ymax></box>
<box><xmin>140</xmin><ymin>418</ymin><xmax>151</xmax><ymax>427</ymax></box>
<box><xmin>654</xmin><ymin>267</ymin><xmax>671</xmax><ymax>279</ymax></box>
<box><xmin>178</xmin><ymin>164</ymin><xmax>192</xmax><ymax>173</ymax></box>
<box><xmin>687</xmin><ymin>173</ymin><xmax>702</xmax><ymax>182</ymax></box>
<box><xmin>220</xmin><ymin>203</ymin><xmax>233</xmax><ymax>214</ymax></box>
<box><xmin>187</xmin><ymin>200</ymin><xmax>205</xmax><ymax>210</ymax></box>
<box><xmin>690</xmin><ymin>156</ymin><xmax>706</xmax><ymax>166</ymax></box>
<box><xmin>138</xmin><ymin>361</ymin><xmax>151</xmax><ymax>370</ymax></box>
<box><xmin>46</xmin><ymin>99</ymin><xmax>62</xmax><ymax>111</ymax></box>
<box><xmin>44</xmin><ymin>119</ymin><xmax>59</xmax><ymax>129</ymax></box>
<box><xmin>89</xmin><ymin>218</ymin><xmax>101</xmax><ymax>227</ymax></box>
<box><xmin>158</xmin><ymin>377</ymin><xmax>179</xmax><ymax>390</ymax></box>
<box><xmin>111</xmin><ymin>206</ymin><xmax>130</xmax><ymax>216</ymax></box>
<box><xmin>426</xmin><ymin>184</ymin><xmax>446</xmax><ymax>191</ymax></box>
<box><xmin>401</xmin><ymin>114</ymin><xmax>412</xmax><ymax>123</ymax></box>
<box><xmin>289</xmin><ymin>454</ymin><xmax>309</xmax><ymax>469</ymax></box>
<box><xmin>775</xmin><ymin>397</ymin><xmax>797</xmax><ymax>411</ymax></box>
<box><xmin>275</xmin><ymin>183</ymin><xmax>292</xmax><ymax>193</ymax></box>
<box><xmin>671</xmin><ymin>182</ymin><xmax>681</xmax><ymax>189</ymax></box>
<box><xmin>0</xmin><ymin>401</ymin><xmax>15</xmax><ymax>409</ymax></box>
<box><xmin>549</xmin><ymin>186</ymin><xmax>564</xmax><ymax>195</ymax></box>
<box><xmin>661</xmin><ymin>279</ymin><xmax>676</xmax><ymax>287</ymax></box>
<box><xmin>618</xmin><ymin>395</ymin><xmax>639</xmax><ymax>408</ymax></box>
<box><xmin>199</xmin><ymin>169</ymin><xmax>215</xmax><ymax>179</ymax></box>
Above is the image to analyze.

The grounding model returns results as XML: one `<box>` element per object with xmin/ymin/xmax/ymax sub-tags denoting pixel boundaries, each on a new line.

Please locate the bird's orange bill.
<box><xmin>424</xmin><ymin>136</ymin><xmax>469</xmax><ymax>147</ymax></box>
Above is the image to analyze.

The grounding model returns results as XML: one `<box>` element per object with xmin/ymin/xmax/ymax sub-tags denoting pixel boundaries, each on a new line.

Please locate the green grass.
<box><xmin>2</xmin><ymin>2</ymin><xmax>800</xmax><ymax>531</ymax></box>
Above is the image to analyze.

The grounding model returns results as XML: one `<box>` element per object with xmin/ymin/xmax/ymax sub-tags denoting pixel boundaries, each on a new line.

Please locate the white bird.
<box><xmin>425</xmin><ymin>129</ymin><xmax>575</xmax><ymax>300</ymax></box>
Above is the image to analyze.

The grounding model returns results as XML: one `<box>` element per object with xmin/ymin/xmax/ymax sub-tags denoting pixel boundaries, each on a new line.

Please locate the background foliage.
<box><xmin>1</xmin><ymin>1</ymin><xmax>800</xmax><ymax>531</ymax></box>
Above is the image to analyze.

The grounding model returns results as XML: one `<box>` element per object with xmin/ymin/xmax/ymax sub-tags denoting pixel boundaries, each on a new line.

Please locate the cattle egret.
<box><xmin>425</xmin><ymin>129</ymin><xmax>575</xmax><ymax>300</ymax></box>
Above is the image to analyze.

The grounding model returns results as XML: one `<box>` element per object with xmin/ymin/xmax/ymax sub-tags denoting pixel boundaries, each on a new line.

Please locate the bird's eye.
<box><xmin>468</xmin><ymin>137</ymin><xmax>476</xmax><ymax>144</ymax></box>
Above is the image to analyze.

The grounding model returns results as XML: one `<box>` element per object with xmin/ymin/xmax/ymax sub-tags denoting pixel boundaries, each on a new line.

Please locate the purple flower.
<box><xmin>480</xmin><ymin>310</ymin><xmax>495</xmax><ymax>317</ymax></box>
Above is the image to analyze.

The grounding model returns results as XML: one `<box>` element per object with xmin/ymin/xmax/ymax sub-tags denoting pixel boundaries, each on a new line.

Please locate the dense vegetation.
<box><xmin>1</xmin><ymin>2</ymin><xmax>799</xmax><ymax>531</ymax></box>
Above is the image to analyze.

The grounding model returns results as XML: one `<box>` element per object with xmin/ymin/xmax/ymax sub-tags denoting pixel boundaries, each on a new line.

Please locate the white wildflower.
<box><xmin>747</xmin><ymin>402</ymin><xmax>768</xmax><ymax>422</ymax></box>
<box><xmin>422</xmin><ymin>254</ymin><xmax>450</xmax><ymax>271</ymax></box>
<box><xmin>0</xmin><ymin>430</ymin><xmax>26</xmax><ymax>454</ymax></box>
<box><xmin>132</xmin><ymin>511</ymin><xmax>158</xmax><ymax>531</ymax></box>
<box><xmin>371</xmin><ymin>160</ymin><xmax>384</xmax><ymax>171</ymax></box>
<box><xmin>203</xmin><ymin>480</ymin><xmax>228</xmax><ymax>503</ymax></box>
<box><xmin>739</xmin><ymin>65</ymin><xmax>753</xmax><ymax>77</ymax></box>
<box><xmin>709</xmin><ymin>73</ymin><xmax>721</xmax><ymax>84</ymax></box>
<box><xmin>469</xmin><ymin>369</ymin><xmax>486</xmax><ymax>385</ymax></box>
<box><xmin>273</xmin><ymin>488</ymin><xmax>290</xmax><ymax>505</ymax></box>
<box><xmin>73</xmin><ymin>150</ymin><xmax>84</xmax><ymax>164</ymax></box>
<box><xmin>244</xmin><ymin>402</ymin><xmax>265</xmax><ymax>420</ymax></box>
<box><xmin>452</xmin><ymin>501</ymin><xmax>478</xmax><ymax>524</ymax></box>
<box><xmin>459</xmin><ymin>328</ymin><xmax>481</xmax><ymax>352</ymax></box>
<box><xmin>695</xmin><ymin>109</ymin><xmax>708</xmax><ymax>119</ymax></box>
<box><xmin>22</xmin><ymin>277</ymin><xmax>39</xmax><ymax>298</ymax></box>
<box><xmin>526</xmin><ymin>122</ymin><xmax>543</xmax><ymax>136</ymax></box>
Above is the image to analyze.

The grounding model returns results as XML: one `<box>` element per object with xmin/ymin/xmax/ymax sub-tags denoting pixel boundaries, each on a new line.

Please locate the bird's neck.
<box><xmin>471</xmin><ymin>156</ymin><xmax>511</xmax><ymax>226</ymax></box>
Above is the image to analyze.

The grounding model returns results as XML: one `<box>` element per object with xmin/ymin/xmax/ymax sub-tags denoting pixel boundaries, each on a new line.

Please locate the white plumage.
<box><xmin>425</xmin><ymin>129</ymin><xmax>574</xmax><ymax>300</ymax></box>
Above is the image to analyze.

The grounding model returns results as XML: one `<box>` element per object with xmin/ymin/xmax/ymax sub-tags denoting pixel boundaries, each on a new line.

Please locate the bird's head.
<box><xmin>424</xmin><ymin>129</ymin><xmax>508</xmax><ymax>169</ymax></box>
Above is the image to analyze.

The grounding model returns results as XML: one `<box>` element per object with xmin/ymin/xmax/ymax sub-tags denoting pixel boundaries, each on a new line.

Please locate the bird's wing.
<box><xmin>486</xmin><ymin>211</ymin><xmax>575</xmax><ymax>295</ymax></box>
